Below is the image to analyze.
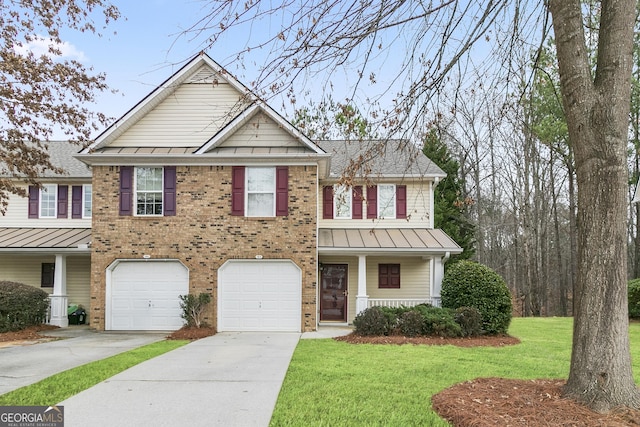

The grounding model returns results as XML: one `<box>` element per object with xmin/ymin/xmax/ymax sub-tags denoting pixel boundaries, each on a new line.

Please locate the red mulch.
<box><xmin>166</xmin><ymin>325</ymin><xmax>216</xmax><ymax>340</ymax></box>
<box><xmin>335</xmin><ymin>333</ymin><xmax>640</xmax><ymax>426</ymax></box>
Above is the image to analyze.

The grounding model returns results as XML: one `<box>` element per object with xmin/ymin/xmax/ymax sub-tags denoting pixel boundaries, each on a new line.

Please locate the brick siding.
<box><xmin>90</xmin><ymin>165</ymin><xmax>318</xmax><ymax>331</ymax></box>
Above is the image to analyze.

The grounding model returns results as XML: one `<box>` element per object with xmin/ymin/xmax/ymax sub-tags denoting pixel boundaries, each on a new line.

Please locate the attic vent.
<box><xmin>188</xmin><ymin>66</ymin><xmax>222</xmax><ymax>84</ymax></box>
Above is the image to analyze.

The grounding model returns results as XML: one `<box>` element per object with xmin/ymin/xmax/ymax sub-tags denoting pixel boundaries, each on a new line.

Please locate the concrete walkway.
<box><xmin>60</xmin><ymin>332</ymin><xmax>301</xmax><ymax>427</ymax></box>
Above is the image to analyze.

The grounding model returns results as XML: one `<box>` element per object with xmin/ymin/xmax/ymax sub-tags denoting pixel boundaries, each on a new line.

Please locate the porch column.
<box><xmin>49</xmin><ymin>254</ymin><xmax>69</xmax><ymax>327</ymax></box>
<box><xmin>431</xmin><ymin>252</ymin><xmax>450</xmax><ymax>308</ymax></box>
<box><xmin>355</xmin><ymin>254</ymin><xmax>368</xmax><ymax>314</ymax></box>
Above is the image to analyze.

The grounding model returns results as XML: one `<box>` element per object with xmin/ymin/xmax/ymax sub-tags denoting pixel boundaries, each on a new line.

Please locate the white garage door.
<box><xmin>108</xmin><ymin>260</ymin><xmax>189</xmax><ymax>331</ymax></box>
<box><xmin>218</xmin><ymin>260</ymin><xmax>301</xmax><ymax>332</ymax></box>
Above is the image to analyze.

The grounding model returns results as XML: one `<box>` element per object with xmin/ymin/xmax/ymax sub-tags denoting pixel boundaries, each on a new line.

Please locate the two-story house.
<box><xmin>0</xmin><ymin>52</ymin><xmax>461</xmax><ymax>332</ymax></box>
<box><xmin>0</xmin><ymin>142</ymin><xmax>92</xmax><ymax>327</ymax></box>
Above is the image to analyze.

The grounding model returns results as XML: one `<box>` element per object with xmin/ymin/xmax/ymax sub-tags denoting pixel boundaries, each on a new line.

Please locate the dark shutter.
<box><xmin>323</xmin><ymin>186</ymin><xmax>333</xmax><ymax>219</ymax></box>
<box><xmin>119</xmin><ymin>166</ymin><xmax>133</xmax><ymax>216</ymax></box>
<box><xmin>366</xmin><ymin>185</ymin><xmax>377</xmax><ymax>219</ymax></box>
<box><xmin>275</xmin><ymin>166</ymin><xmax>288</xmax><ymax>216</ymax></box>
<box><xmin>164</xmin><ymin>166</ymin><xmax>177</xmax><ymax>216</ymax></box>
<box><xmin>352</xmin><ymin>186</ymin><xmax>363</xmax><ymax>219</ymax></box>
<box><xmin>28</xmin><ymin>186</ymin><xmax>39</xmax><ymax>218</ymax></box>
<box><xmin>231</xmin><ymin>166</ymin><xmax>245</xmax><ymax>215</ymax></box>
<box><xmin>57</xmin><ymin>185</ymin><xmax>68</xmax><ymax>218</ymax></box>
<box><xmin>71</xmin><ymin>186</ymin><xmax>83</xmax><ymax>218</ymax></box>
<box><xmin>396</xmin><ymin>185</ymin><xmax>407</xmax><ymax>219</ymax></box>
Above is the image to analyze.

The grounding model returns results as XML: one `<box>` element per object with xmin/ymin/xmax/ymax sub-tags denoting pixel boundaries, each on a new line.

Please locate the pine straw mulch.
<box><xmin>335</xmin><ymin>332</ymin><xmax>640</xmax><ymax>426</ymax></box>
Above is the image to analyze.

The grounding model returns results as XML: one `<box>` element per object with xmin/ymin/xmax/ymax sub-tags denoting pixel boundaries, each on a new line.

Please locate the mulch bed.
<box><xmin>166</xmin><ymin>325</ymin><xmax>216</xmax><ymax>340</ymax></box>
<box><xmin>335</xmin><ymin>332</ymin><xmax>640</xmax><ymax>426</ymax></box>
<box><xmin>0</xmin><ymin>324</ymin><xmax>60</xmax><ymax>343</ymax></box>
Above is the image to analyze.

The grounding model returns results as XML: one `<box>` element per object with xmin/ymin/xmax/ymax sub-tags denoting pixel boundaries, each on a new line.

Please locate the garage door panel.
<box><xmin>108</xmin><ymin>261</ymin><xmax>188</xmax><ymax>331</ymax></box>
<box><xmin>218</xmin><ymin>260</ymin><xmax>301</xmax><ymax>332</ymax></box>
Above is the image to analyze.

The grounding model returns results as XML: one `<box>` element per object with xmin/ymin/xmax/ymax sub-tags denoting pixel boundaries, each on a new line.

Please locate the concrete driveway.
<box><xmin>0</xmin><ymin>327</ymin><xmax>165</xmax><ymax>396</ymax></box>
<box><xmin>59</xmin><ymin>332</ymin><xmax>300</xmax><ymax>427</ymax></box>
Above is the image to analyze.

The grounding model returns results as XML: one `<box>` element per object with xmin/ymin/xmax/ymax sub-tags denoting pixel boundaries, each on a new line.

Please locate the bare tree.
<box><xmin>190</xmin><ymin>0</ymin><xmax>639</xmax><ymax>411</ymax></box>
<box><xmin>0</xmin><ymin>0</ymin><xmax>120</xmax><ymax>213</ymax></box>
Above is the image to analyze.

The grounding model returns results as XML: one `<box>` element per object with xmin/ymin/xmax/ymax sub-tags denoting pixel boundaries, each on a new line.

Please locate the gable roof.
<box><xmin>318</xmin><ymin>140</ymin><xmax>445</xmax><ymax>180</ymax></box>
<box><xmin>79</xmin><ymin>52</ymin><xmax>327</xmax><ymax>165</ymax></box>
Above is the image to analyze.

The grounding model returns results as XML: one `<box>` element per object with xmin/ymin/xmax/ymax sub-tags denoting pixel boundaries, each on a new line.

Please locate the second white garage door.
<box><xmin>107</xmin><ymin>260</ymin><xmax>189</xmax><ymax>331</ymax></box>
<box><xmin>218</xmin><ymin>260</ymin><xmax>301</xmax><ymax>332</ymax></box>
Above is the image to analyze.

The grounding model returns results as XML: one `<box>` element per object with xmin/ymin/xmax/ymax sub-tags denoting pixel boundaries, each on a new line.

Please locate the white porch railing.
<box><xmin>367</xmin><ymin>298</ymin><xmax>441</xmax><ymax>309</ymax></box>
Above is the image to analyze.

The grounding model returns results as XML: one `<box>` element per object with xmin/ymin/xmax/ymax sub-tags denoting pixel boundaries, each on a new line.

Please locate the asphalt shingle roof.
<box><xmin>317</xmin><ymin>140</ymin><xmax>445</xmax><ymax>179</ymax></box>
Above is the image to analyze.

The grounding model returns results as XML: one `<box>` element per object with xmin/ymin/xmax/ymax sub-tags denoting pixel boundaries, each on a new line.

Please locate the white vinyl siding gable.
<box><xmin>108</xmin><ymin>82</ymin><xmax>249</xmax><ymax>148</ymax></box>
<box><xmin>220</xmin><ymin>112</ymin><xmax>305</xmax><ymax>148</ymax></box>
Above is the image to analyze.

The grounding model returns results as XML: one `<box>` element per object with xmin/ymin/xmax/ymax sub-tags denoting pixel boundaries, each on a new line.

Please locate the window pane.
<box><xmin>247</xmin><ymin>168</ymin><xmax>275</xmax><ymax>191</ymax></box>
<box><xmin>247</xmin><ymin>193</ymin><xmax>274</xmax><ymax>216</ymax></box>
<box><xmin>334</xmin><ymin>185</ymin><xmax>351</xmax><ymax>219</ymax></box>
<box><xmin>83</xmin><ymin>185</ymin><xmax>92</xmax><ymax>218</ymax></box>
<box><xmin>136</xmin><ymin>168</ymin><xmax>162</xmax><ymax>191</ymax></box>
<box><xmin>40</xmin><ymin>184</ymin><xmax>56</xmax><ymax>218</ymax></box>
<box><xmin>136</xmin><ymin>167</ymin><xmax>163</xmax><ymax>216</ymax></box>
<box><xmin>378</xmin><ymin>184</ymin><xmax>395</xmax><ymax>219</ymax></box>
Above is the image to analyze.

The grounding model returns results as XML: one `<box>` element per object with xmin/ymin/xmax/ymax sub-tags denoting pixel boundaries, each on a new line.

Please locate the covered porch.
<box><xmin>0</xmin><ymin>227</ymin><xmax>91</xmax><ymax>327</ymax></box>
<box><xmin>317</xmin><ymin>228</ymin><xmax>462</xmax><ymax>324</ymax></box>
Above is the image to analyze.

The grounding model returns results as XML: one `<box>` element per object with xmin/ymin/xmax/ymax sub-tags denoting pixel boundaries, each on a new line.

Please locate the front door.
<box><xmin>320</xmin><ymin>264</ymin><xmax>348</xmax><ymax>321</ymax></box>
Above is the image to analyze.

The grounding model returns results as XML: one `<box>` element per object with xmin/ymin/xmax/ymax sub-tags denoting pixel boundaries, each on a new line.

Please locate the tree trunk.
<box><xmin>550</xmin><ymin>0</ymin><xmax>640</xmax><ymax>412</ymax></box>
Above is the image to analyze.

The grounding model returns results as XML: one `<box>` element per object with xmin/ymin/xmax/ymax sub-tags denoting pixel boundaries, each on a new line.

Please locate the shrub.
<box><xmin>398</xmin><ymin>310</ymin><xmax>426</xmax><ymax>337</ymax></box>
<box><xmin>454</xmin><ymin>306</ymin><xmax>483</xmax><ymax>337</ymax></box>
<box><xmin>353</xmin><ymin>307</ymin><xmax>394</xmax><ymax>336</ymax></box>
<box><xmin>179</xmin><ymin>293</ymin><xmax>211</xmax><ymax>328</ymax></box>
<box><xmin>441</xmin><ymin>260</ymin><xmax>512</xmax><ymax>335</ymax></box>
<box><xmin>0</xmin><ymin>281</ymin><xmax>50</xmax><ymax>333</ymax></box>
<box><xmin>629</xmin><ymin>279</ymin><xmax>640</xmax><ymax>319</ymax></box>
<box><xmin>420</xmin><ymin>306</ymin><xmax>462</xmax><ymax>337</ymax></box>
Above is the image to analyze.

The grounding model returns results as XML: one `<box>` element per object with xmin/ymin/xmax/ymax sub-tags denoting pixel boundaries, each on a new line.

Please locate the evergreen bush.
<box><xmin>0</xmin><ymin>281</ymin><xmax>49</xmax><ymax>333</ymax></box>
<box><xmin>441</xmin><ymin>260</ymin><xmax>512</xmax><ymax>335</ymax></box>
<box><xmin>629</xmin><ymin>279</ymin><xmax>640</xmax><ymax>319</ymax></box>
<box><xmin>454</xmin><ymin>306</ymin><xmax>483</xmax><ymax>337</ymax></box>
<box><xmin>353</xmin><ymin>306</ymin><xmax>394</xmax><ymax>336</ymax></box>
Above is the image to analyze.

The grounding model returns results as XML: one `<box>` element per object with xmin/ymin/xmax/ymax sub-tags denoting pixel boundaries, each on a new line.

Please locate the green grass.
<box><xmin>270</xmin><ymin>317</ymin><xmax>640</xmax><ymax>426</ymax></box>
<box><xmin>0</xmin><ymin>339</ymin><xmax>188</xmax><ymax>406</ymax></box>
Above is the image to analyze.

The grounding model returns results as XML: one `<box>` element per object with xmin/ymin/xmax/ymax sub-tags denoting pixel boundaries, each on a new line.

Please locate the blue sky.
<box><xmin>19</xmin><ymin>1</ymin><xmax>518</xmax><ymax>139</ymax></box>
<box><xmin>57</xmin><ymin>1</ymin><xmax>235</xmax><ymax>124</ymax></box>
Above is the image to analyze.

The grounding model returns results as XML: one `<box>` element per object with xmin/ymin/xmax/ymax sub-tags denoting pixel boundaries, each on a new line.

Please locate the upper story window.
<box><xmin>231</xmin><ymin>166</ymin><xmax>289</xmax><ymax>217</ymax></box>
<box><xmin>246</xmin><ymin>167</ymin><xmax>275</xmax><ymax>217</ymax></box>
<box><xmin>135</xmin><ymin>167</ymin><xmax>163</xmax><ymax>216</ymax></box>
<box><xmin>378</xmin><ymin>184</ymin><xmax>396</xmax><ymax>219</ymax></box>
<box><xmin>119</xmin><ymin>166</ymin><xmax>176</xmax><ymax>217</ymax></box>
<box><xmin>39</xmin><ymin>184</ymin><xmax>57</xmax><ymax>218</ymax></box>
<box><xmin>83</xmin><ymin>184</ymin><xmax>92</xmax><ymax>218</ymax></box>
<box><xmin>333</xmin><ymin>185</ymin><xmax>352</xmax><ymax>219</ymax></box>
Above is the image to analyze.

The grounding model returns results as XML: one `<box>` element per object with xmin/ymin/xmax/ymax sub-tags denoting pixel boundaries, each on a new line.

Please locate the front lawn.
<box><xmin>270</xmin><ymin>317</ymin><xmax>640</xmax><ymax>426</ymax></box>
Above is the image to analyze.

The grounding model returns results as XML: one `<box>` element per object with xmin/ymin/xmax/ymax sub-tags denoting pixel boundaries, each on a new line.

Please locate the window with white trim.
<box><xmin>378</xmin><ymin>184</ymin><xmax>396</xmax><ymax>219</ymax></box>
<box><xmin>39</xmin><ymin>184</ymin><xmax>57</xmax><ymax>218</ymax></box>
<box><xmin>135</xmin><ymin>167</ymin><xmax>163</xmax><ymax>216</ymax></box>
<box><xmin>246</xmin><ymin>167</ymin><xmax>275</xmax><ymax>217</ymax></box>
<box><xmin>83</xmin><ymin>184</ymin><xmax>92</xmax><ymax>218</ymax></box>
<box><xmin>333</xmin><ymin>185</ymin><xmax>352</xmax><ymax>219</ymax></box>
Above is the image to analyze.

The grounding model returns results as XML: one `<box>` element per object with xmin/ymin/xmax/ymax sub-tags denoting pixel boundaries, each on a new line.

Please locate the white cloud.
<box><xmin>14</xmin><ymin>36</ymin><xmax>87</xmax><ymax>61</ymax></box>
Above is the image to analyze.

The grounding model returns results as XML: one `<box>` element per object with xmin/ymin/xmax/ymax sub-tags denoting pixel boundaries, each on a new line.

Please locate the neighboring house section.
<box><xmin>0</xmin><ymin>142</ymin><xmax>92</xmax><ymax>327</ymax></box>
<box><xmin>317</xmin><ymin>140</ymin><xmax>462</xmax><ymax>323</ymax></box>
